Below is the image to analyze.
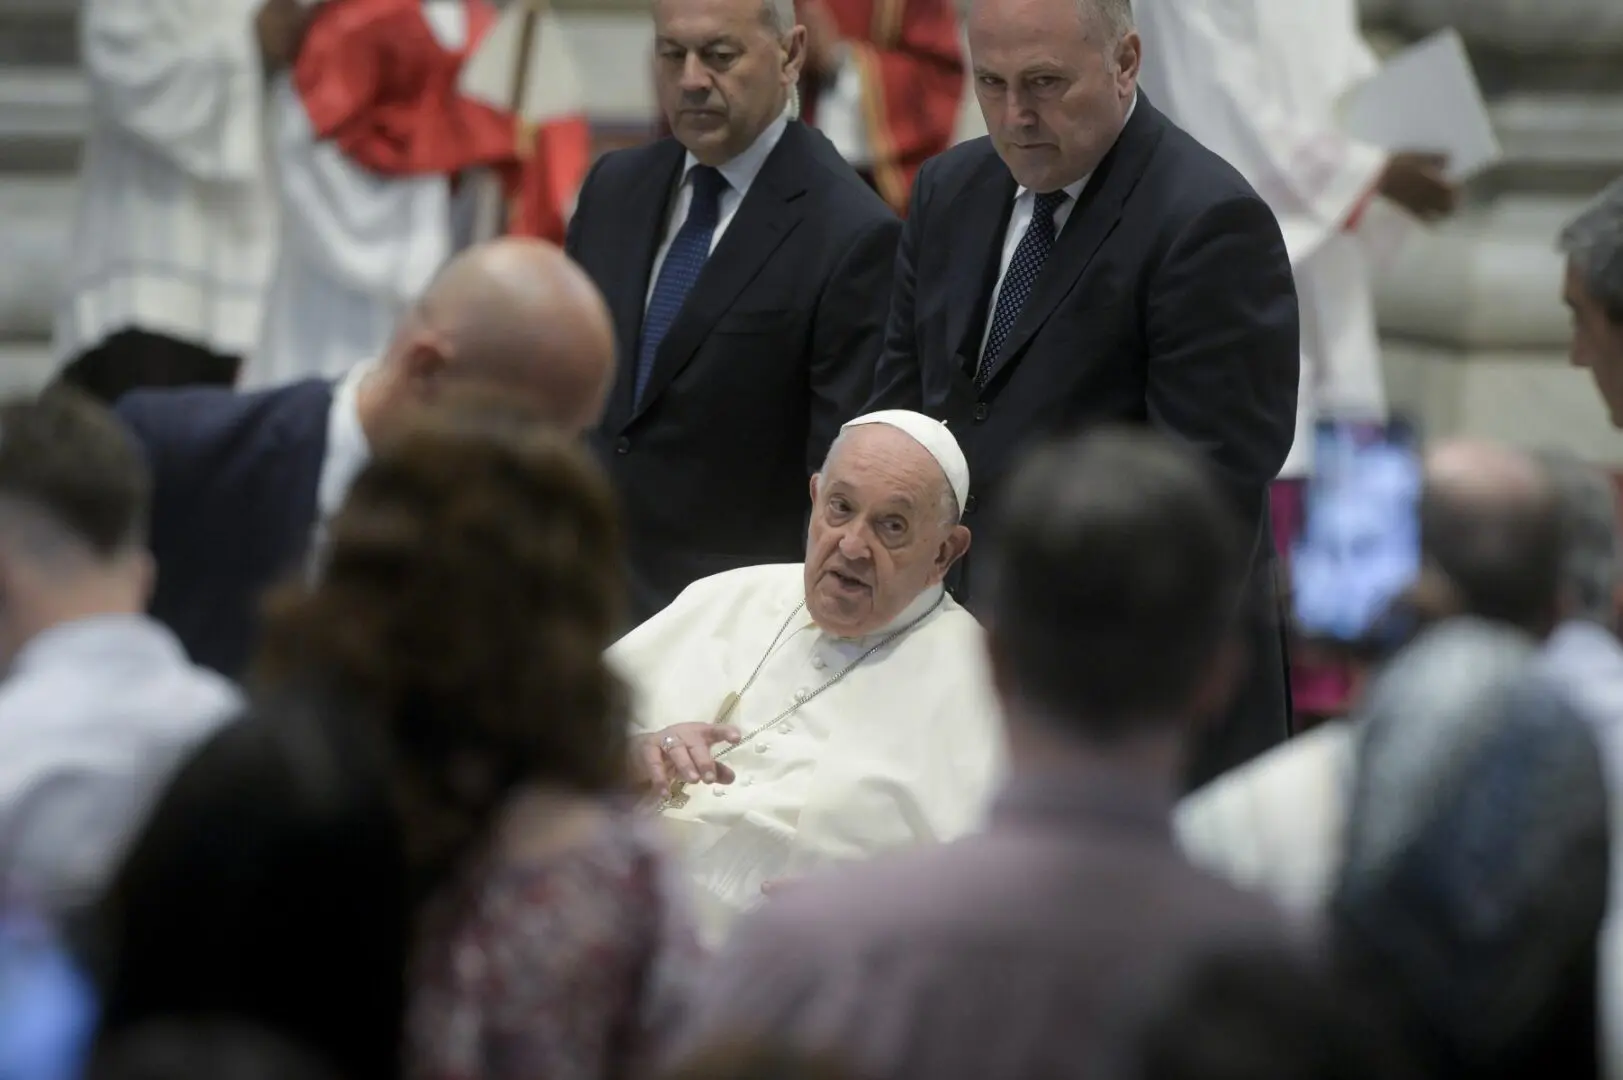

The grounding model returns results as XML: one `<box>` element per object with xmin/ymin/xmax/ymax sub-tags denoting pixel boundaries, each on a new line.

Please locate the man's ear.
<box><xmin>399</xmin><ymin>332</ymin><xmax>452</xmax><ymax>396</ymax></box>
<box><xmin>935</xmin><ymin>523</ymin><xmax>972</xmax><ymax>577</ymax></box>
<box><xmin>782</xmin><ymin>24</ymin><xmax>808</xmax><ymax>84</ymax></box>
<box><xmin>1115</xmin><ymin>30</ymin><xmax>1141</xmax><ymax>90</ymax></box>
<box><xmin>808</xmin><ymin>472</ymin><xmax>822</xmax><ymax>508</ymax></box>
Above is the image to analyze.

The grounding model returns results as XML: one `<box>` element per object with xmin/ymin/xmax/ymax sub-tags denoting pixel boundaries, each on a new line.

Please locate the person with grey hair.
<box><xmin>0</xmin><ymin>389</ymin><xmax>240</xmax><ymax>918</ymax></box>
<box><xmin>611</xmin><ymin>410</ymin><xmax>1000</xmax><ymax>948</ymax></box>
<box><xmin>865</xmin><ymin>0</ymin><xmax>1301</xmax><ymax>790</ymax></box>
<box><xmin>1560</xmin><ymin>176</ymin><xmax>1623</xmax><ymax>426</ymax></box>
<box><xmin>566</xmin><ymin>0</ymin><xmax>899</xmax><ymax>626</ymax></box>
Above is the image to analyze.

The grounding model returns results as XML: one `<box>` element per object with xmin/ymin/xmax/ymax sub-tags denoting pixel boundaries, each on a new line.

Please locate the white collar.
<box><xmin>681</xmin><ymin>108</ymin><xmax>791</xmax><ymax>197</ymax></box>
<box><xmin>1012</xmin><ymin>92</ymin><xmax>1138</xmax><ymax>205</ymax></box>
<box><xmin>318</xmin><ymin>362</ymin><xmax>374</xmax><ymax>524</ymax></box>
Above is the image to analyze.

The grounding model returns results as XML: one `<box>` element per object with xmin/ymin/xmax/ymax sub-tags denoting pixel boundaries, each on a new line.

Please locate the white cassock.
<box><xmin>610</xmin><ymin>563</ymin><xmax>1006</xmax><ymax>947</ymax></box>
<box><xmin>58</xmin><ymin>0</ymin><xmax>275</xmax><ymax>366</ymax></box>
<box><xmin>1135</xmin><ymin>0</ymin><xmax>1411</xmax><ymax>477</ymax></box>
<box><xmin>244</xmin><ymin>0</ymin><xmax>472</xmax><ymax>390</ymax></box>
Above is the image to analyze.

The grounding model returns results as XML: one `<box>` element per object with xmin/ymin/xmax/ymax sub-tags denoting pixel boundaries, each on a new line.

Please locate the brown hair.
<box><xmin>254</xmin><ymin>410</ymin><xmax>626</xmax><ymax>900</ymax></box>
<box><xmin>0</xmin><ymin>385</ymin><xmax>149</xmax><ymax>554</ymax></box>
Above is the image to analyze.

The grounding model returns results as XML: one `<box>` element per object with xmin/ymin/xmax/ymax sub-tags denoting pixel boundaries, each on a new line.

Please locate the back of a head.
<box><xmin>93</xmin><ymin>694</ymin><xmax>407</xmax><ymax>1080</ymax></box>
<box><xmin>254</xmin><ymin>412</ymin><xmax>627</xmax><ymax>901</ymax></box>
<box><xmin>1337</xmin><ymin>623</ymin><xmax>1609</xmax><ymax>1075</ymax></box>
<box><xmin>1419</xmin><ymin>441</ymin><xmax>1564</xmax><ymax>633</ymax></box>
<box><xmin>1533</xmin><ymin>448</ymin><xmax>1619</xmax><ymax>627</ymax></box>
<box><xmin>413</xmin><ymin>239</ymin><xmax>615</xmax><ymax>435</ymax></box>
<box><xmin>986</xmin><ymin>426</ymin><xmax>1245</xmax><ymax>738</ymax></box>
<box><xmin>89</xmin><ymin>1021</ymin><xmax>345</xmax><ymax>1080</ymax></box>
<box><xmin>0</xmin><ymin>387</ymin><xmax>148</xmax><ymax>559</ymax></box>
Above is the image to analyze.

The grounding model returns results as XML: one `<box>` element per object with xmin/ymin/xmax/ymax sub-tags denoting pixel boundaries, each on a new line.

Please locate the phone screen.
<box><xmin>0</xmin><ymin>912</ymin><xmax>97</xmax><ymax>1080</ymax></box>
<box><xmin>1289</xmin><ymin>418</ymin><xmax>1423</xmax><ymax>648</ymax></box>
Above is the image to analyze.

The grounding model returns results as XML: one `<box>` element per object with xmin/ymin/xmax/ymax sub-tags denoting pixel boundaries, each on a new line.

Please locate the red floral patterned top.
<box><xmin>407</xmin><ymin>807</ymin><xmax>696</xmax><ymax>1080</ymax></box>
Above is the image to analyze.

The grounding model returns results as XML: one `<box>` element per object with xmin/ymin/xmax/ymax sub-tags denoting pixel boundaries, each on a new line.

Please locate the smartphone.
<box><xmin>1289</xmin><ymin>417</ymin><xmax>1423</xmax><ymax>651</ymax></box>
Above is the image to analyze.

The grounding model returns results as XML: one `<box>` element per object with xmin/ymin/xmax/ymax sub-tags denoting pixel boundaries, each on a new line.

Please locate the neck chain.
<box><xmin>657</xmin><ymin>592</ymin><xmax>945</xmax><ymax>811</ymax></box>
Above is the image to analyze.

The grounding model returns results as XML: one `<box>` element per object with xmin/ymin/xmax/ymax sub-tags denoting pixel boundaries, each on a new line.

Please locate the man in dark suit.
<box><xmin>565</xmin><ymin>0</ymin><xmax>900</xmax><ymax>625</ymax></box>
<box><xmin>113</xmin><ymin>239</ymin><xmax>616</xmax><ymax>678</ymax></box>
<box><xmin>867</xmin><ymin>0</ymin><xmax>1300</xmax><ymax>786</ymax></box>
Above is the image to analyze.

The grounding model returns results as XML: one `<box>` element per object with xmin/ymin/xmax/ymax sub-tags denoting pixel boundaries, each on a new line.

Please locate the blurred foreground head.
<box><xmin>365</xmin><ymin>238</ymin><xmax>616</xmax><ymax>439</ymax></box>
<box><xmin>1407</xmin><ymin>439</ymin><xmax>1564</xmax><ymax>636</ymax></box>
<box><xmin>0</xmin><ymin>387</ymin><xmax>152</xmax><ymax>669</ymax></box>
<box><xmin>255</xmin><ymin>409</ymin><xmax>626</xmax><ymax>902</ymax></box>
<box><xmin>1335</xmin><ymin>619</ymin><xmax>1608</xmax><ymax>1077</ymax></box>
<box><xmin>94</xmin><ymin>694</ymin><xmax>407</xmax><ymax>1080</ymax></box>
<box><xmin>985</xmin><ymin>427</ymin><xmax>1245</xmax><ymax>754</ymax></box>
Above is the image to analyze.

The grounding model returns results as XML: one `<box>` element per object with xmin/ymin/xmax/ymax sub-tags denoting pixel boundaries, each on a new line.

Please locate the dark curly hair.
<box><xmin>253</xmin><ymin>411</ymin><xmax>627</xmax><ymax>904</ymax></box>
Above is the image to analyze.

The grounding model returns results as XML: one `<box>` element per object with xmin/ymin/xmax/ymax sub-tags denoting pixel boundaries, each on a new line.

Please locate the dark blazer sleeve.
<box><xmin>865</xmin><ymin>163</ymin><xmax>934</xmax><ymax>413</ymax></box>
<box><xmin>114</xmin><ymin>391</ymin><xmax>178</xmax><ymax>486</ymax></box>
<box><xmin>1145</xmin><ymin>194</ymin><xmax>1299</xmax><ymax>525</ymax></box>
<box><xmin>806</xmin><ymin>213</ymin><xmax>903</xmax><ymax>469</ymax></box>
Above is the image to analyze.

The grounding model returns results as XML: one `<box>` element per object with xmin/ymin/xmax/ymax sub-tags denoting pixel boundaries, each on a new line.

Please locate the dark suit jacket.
<box><xmin>869</xmin><ymin>97</ymin><xmax>1300</xmax><ymax>785</ymax></box>
<box><xmin>565</xmin><ymin>120</ymin><xmax>900</xmax><ymax>624</ymax></box>
<box><xmin>116</xmin><ymin>379</ymin><xmax>333</xmax><ymax>678</ymax></box>
<box><xmin>680</xmin><ymin>767</ymin><xmax>1288</xmax><ymax>1080</ymax></box>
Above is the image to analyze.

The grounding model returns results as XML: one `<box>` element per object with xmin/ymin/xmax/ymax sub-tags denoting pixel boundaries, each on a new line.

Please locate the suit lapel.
<box><xmin>604</xmin><ymin>140</ymin><xmax>687</xmax><ymax>432</ymax></box>
<box><xmin>621</xmin><ymin>124</ymin><xmax>811</xmax><ymax>430</ymax></box>
<box><xmin>983</xmin><ymin>98</ymin><xmax>1168</xmax><ymax>391</ymax></box>
<box><xmin>945</xmin><ymin>150</ymin><xmax>1018</xmax><ymax>366</ymax></box>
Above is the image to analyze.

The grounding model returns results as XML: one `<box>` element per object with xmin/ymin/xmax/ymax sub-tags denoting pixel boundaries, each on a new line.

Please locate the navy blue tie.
<box><xmin>636</xmin><ymin>165</ymin><xmax>728</xmax><ymax>404</ymax></box>
<box><xmin>977</xmin><ymin>189</ymin><xmax>1070</xmax><ymax>388</ymax></box>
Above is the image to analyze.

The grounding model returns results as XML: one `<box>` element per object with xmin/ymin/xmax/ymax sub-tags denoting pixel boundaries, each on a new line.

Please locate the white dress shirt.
<box><xmin>977</xmin><ymin>95</ymin><xmax>1138</xmax><ymax>361</ymax></box>
<box><xmin>0</xmin><ymin>614</ymin><xmax>241</xmax><ymax>915</ymax></box>
<box><xmin>610</xmin><ymin>562</ymin><xmax>1006</xmax><ymax>947</ymax></box>
<box><xmin>644</xmin><ymin>113</ymin><xmax>791</xmax><ymax>312</ymax></box>
<box><xmin>306</xmin><ymin>362</ymin><xmax>374</xmax><ymax>579</ymax></box>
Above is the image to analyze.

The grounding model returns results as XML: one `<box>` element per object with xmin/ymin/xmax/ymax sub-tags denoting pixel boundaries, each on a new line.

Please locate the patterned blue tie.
<box><xmin>636</xmin><ymin>164</ymin><xmax>729</xmax><ymax>404</ymax></box>
<box><xmin>977</xmin><ymin>189</ymin><xmax>1071</xmax><ymax>388</ymax></box>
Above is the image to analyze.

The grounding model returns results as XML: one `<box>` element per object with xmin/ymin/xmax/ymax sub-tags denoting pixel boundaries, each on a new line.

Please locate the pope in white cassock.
<box><xmin>611</xmin><ymin>410</ymin><xmax>1005</xmax><ymax>946</ymax></box>
<box><xmin>1133</xmin><ymin>0</ymin><xmax>1458</xmax><ymax>477</ymax></box>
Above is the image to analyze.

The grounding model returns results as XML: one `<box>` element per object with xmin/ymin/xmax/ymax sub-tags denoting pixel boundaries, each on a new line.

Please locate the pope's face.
<box><xmin>968</xmin><ymin>0</ymin><xmax>1138</xmax><ymax>193</ymax></box>
<box><xmin>652</xmin><ymin>0</ymin><xmax>805</xmax><ymax>167</ymax></box>
<box><xmin>803</xmin><ymin>428</ymin><xmax>969</xmax><ymax>638</ymax></box>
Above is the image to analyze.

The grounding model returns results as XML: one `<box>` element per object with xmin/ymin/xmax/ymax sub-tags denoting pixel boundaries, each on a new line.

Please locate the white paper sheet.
<box><xmin>1340</xmin><ymin>28</ymin><xmax>1502</xmax><ymax>182</ymax></box>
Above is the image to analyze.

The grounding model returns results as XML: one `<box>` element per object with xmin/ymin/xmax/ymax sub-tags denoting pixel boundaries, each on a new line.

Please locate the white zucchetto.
<box><xmin>840</xmin><ymin>410</ymin><xmax>971</xmax><ymax>514</ymax></box>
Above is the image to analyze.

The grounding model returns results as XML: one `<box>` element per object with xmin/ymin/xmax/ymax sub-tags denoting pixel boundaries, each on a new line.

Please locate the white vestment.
<box><xmin>1135</xmin><ymin>0</ymin><xmax>1407</xmax><ymax>477</ymax></box>
<box><xmin>57</xmin><ymin>0</ymin><xmax>275</xmax><ymax>365</ymax></box>
<box><xmin>610</xmin><ymin>563</ymin><xmax>1006</xmax><ymax>946</ymax></box>
<box><xmin>1175</xmin><ymin>720</ymin><xmax>1356</xmax><ymax>923</ymax></box>
<box><xmin>244</xmin><ymin>1</ymin><xmax>471</xmax><ymax>390</ymax></box>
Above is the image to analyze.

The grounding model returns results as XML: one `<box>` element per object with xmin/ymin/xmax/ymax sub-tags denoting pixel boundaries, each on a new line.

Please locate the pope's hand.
<box><xmin>636</xmin><ymin>723</ymin><xmax>742</xmax><ymax>789</ymax></box>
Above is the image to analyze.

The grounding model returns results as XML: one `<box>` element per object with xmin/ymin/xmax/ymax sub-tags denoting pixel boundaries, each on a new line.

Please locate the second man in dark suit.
<box><xmin>566</xmin><ymin>0</ymin><xmax>900</xmax><ymax>625</ymax></box>
<box><xmin>867</xmin><ymin>0</ymin><xmax>1300</xmax><ymax>785</ymax></box>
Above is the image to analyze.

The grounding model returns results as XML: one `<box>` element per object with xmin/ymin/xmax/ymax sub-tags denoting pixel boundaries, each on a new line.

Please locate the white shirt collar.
<box><xmin>1012</xmin><ymin>92</ymin><xmax>1138</xmax><ymax>205</ymax></box>
<box><xmin>681</xmin><ymin>108</ymin><xmax>791</xmax><ymax>198</ymax></box>
<box><xmin>317</xmin><ymin>362</ymin><xmax>374</xmax><ymax>525</ymax></box>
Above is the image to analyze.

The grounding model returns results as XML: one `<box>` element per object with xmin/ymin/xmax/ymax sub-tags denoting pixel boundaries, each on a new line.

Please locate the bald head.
<box><xmin>391</xmin><ymin>238</ymin><xmax>615</xmax><ymax>436</ymax></box>
<box><xmin>1420</xmin><ymin>439</ymin><xmax>1565</xmax><ymax>633</ymax></box>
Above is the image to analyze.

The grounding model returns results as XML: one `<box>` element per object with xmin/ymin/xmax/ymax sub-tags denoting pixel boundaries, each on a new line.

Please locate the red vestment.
<box><xmin>801</xmin><ymin>0</ymin><xmax>963</xmax><ymax>214</ymax></box>
<box><xmin>292</xmin><ymin>0</ymin><xmax>590</xmax><ymax>243</ymax></box>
